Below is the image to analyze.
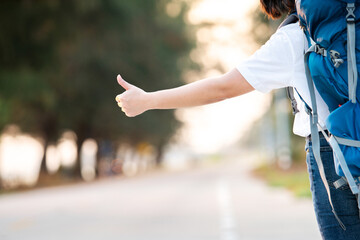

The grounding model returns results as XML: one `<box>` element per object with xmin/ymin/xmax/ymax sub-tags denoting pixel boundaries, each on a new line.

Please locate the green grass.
<box><xmin>253</xmin><ymin>163</ymin><xmax>312</xmax><ymax>198</ymax></box>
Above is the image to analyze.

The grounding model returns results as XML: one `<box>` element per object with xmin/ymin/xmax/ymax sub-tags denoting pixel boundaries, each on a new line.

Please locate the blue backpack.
<box><xmin>282</xmin><ymin>0</ymin><xmax>360</xmax><ymax>229</ymax></box>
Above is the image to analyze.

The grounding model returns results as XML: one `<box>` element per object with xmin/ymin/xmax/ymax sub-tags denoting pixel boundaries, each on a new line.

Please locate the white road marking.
<box><xmin>217</xmin><ymin>179</ymin><xmax>239</xmax><ymax>240</ymax></box>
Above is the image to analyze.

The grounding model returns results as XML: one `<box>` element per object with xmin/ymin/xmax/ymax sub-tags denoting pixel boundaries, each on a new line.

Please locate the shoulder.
<box><xmin>236</xmin><ymin>24</ymin><xmax>303</xmax><ymax>93</ymax></box>
<box><xmin>265</xmin><ymin>23</ymin><xmax>306</xmax><ymax>66</ymax></box>
<box><xmin>258</xmin><ymin>23</ymin><xmax>304</xmax><ymax>54</ymax></box>
<box><xmin>276</xmin><ymin>23</ymin><xmax>303</xmax><ymax>38</ymax></box>
<box><xmin>274</xmin><ymin>23</ymin><xmax>305</xmax><ymax>50</ymax></box>
<box><xmin>255</xmin><ymin>23</ymin><xmax>304</xmax><ymax>64</ymax></box>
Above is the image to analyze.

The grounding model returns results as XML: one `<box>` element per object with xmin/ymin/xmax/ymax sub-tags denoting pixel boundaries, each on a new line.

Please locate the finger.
<box><xmin>117</xmin><ymin>74</ymin><xmax>131</xmax><ymax>90</ymax></box>
<box><xmin>117</xmin><ymin>102</ymin><xmax>122</xmax><ymax>108</ymax></box>
<box><xmin>115</xmin><ymin>94</ymin><xmax>121</xmax><ymax>102</ymax></box>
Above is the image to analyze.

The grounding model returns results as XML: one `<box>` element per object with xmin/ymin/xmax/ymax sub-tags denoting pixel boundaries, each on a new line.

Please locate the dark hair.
<box><xmin>260</xmin><ymin>0</ymin><xmax>295</xmax><ymax>19</ymax></box>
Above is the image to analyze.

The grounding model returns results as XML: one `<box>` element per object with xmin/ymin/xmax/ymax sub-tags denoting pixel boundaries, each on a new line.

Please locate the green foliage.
<box><xmin>253</xmin><ymin>164</ymin><xmax>311</xmax><ymax>198</ymax></box>
<box><xmin>0</xmin><ymin>0</ymin><xmax>196</xmax><ymax>150</ymax></box>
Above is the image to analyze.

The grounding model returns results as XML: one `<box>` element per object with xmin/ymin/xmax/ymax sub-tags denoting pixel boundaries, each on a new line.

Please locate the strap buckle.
<box><xmin>330</xmin><ymin>50</ymin><xmax>344</xmax><ymax>68</ymax></box>
<box><xmin>347</xmin><ymin>3</ymin><xmax>356</xmax><ymax>22</ymax></box>
<box><xmin>314</xmin><ymin>45</ymin><xmax>327</xmax><ymax>57</ymax></box>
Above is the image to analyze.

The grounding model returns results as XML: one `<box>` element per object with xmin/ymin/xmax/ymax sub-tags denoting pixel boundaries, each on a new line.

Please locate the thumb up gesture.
<box><xmin>115</xmin><ymin>74</ymin><xmax>149</xmax><ymax>117</ymax></box>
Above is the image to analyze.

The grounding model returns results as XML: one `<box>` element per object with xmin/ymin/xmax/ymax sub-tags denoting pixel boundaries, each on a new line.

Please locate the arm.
<box><xmin>115</xmin><ymin>68</ymin><xmax>254</xmax><ymax>117</ymax></box>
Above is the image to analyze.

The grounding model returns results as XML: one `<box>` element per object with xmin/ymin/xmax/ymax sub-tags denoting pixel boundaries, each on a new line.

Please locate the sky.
<box><xmin>175</xmin><ymin>0</ymin><xmax>272</xmax><ymax>154</ymax></box>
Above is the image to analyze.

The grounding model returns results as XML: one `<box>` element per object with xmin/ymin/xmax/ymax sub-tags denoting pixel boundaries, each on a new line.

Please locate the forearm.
<box><xmin>147</xmin><ymin>68</ymin><xmax>254</xmax><ymax>110</ymax></box>
<box><xmin>147</xmin><ymin>77</ymin><xmax>226</xmax><ymax>110</ymax></box>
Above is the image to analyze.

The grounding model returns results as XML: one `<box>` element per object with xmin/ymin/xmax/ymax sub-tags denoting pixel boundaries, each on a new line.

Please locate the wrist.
<box><xmin>145</xmin><ymin>92</ymin><xmax>157</xmax><ymax>110</ymax></box>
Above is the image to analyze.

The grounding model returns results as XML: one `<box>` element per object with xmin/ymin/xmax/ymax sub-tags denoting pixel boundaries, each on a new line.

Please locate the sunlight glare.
<box><xmin>177</xmin><ymin>0</ymin><xmax>270</xmax><ymax>154</ymax></box>
<box><xmin>80</xmin><ymin>138</ymin><xmax>98</xmax><ymax>181</ymax></box>
<box><xmin>0</xmin><ymin>130</ymin><xmax>44</xmax><ymax>188</ymax></box>
<box><xmin>46</xmin><ymin>145</ymin><xmax>61</xmax><ymax>174</ymax></box>
<box><xmin>58</xmin><ymin>131</ymin><xmax>78</xmax><ymax>169</ymax></box>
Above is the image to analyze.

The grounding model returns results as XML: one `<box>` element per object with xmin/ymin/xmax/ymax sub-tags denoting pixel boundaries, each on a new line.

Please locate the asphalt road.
<box><xmin>0</xmin><ymin>158</ymin><xmax>321</xmax><ymax>240</ymax></box>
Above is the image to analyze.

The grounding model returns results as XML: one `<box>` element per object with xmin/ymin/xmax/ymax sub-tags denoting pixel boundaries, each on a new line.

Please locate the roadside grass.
<box><xmin>253</xmin><ymin>163</ymin><xmax>312</xmax><ymax>198</ymax></box>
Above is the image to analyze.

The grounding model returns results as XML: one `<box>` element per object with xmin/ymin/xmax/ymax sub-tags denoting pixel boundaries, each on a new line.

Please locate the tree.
<box><xmin>0</xmin><ymin>0</ymin><xmax>197</xmax><ymax>177</ymax></box>
<box><xmin>248</xmin><ymin>5</ymin><xmax>283</xmax><ymax>46</ymax></box>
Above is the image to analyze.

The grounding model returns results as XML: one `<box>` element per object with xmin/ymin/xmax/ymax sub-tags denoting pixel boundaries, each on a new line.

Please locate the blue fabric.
<box><xmin>296</xmin><ymin>0</ymin><xmax>360</xmax><ymax>177</ymax></box>
<box><xmin>296</xmin><ymin>0</ymin><xmax>360</xmax><ymax>111</ymax></box>
<box><xmin>326</xmin><ymin>101</ymin><xmax>360</xmax><ymax>177</ymax></box>
<box><xmin>297</xmin><ymin>0</ymin><xmax>358</xmax><ymax>49</ymax></box>
<box><xmin>306</xmin><ymin>135</ymin><xmax>360</xmax><ymax>239</ymax></box>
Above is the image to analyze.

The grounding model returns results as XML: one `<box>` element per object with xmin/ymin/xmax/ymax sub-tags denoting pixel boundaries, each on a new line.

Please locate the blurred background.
<box><xmin>0</xmin><ymin>0</ymin><xmax>320</xmax><ymax>239</ymax></box>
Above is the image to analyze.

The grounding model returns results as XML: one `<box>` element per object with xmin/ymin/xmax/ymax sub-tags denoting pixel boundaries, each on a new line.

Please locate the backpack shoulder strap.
<box><xmin>278</xmin><ymin>13</ymin><xmax>301</xmax><ymax>115</ymax></box>
<box><xmin>304</xmin><ymin>45</ymin><xmax>347</xmax><ymax>230</ymax></box>
<box><xmin>277</xmin><ymin>12</ymin><xmax>299</xmax><ymax>30</ymax></box>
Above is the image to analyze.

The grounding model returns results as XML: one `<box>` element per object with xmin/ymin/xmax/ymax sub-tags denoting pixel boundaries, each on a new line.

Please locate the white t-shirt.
<box><xmin>236</xmin><ymin>23</ymin><xmax>330</xmax><ymax>137</ymax></box>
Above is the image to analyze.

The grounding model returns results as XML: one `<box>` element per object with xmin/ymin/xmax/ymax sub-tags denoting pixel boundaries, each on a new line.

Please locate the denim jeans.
<box><xmin>306</xmin><ymin>133</ymin><xmax>360</xmax><ymax>240</ymax></box>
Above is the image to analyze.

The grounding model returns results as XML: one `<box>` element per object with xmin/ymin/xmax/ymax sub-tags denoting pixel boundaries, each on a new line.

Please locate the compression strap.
<box><xmin>346</xmin><ymin>3</ymin><xmax>358</xmax><ymax>103</ymax></box>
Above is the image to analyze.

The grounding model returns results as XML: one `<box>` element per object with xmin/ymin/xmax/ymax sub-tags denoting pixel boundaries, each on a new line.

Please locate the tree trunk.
<box><xmin>40</xmin><ymin>138</ymin><xmax>49</xmax><ymax>173</ymax></box>
<box><xmin>155</xmin><ymin>144</ymin><xmax>164</xmax><ymax>166</ymax></box>
<box><xmin>39</xmin><ymin>113</ymin><xmax>58</xmax><ymax>175</ymax></box>
<box><xmin>74</xmin><ymin>135</ymin><xmax>86</xmax><ymax>179</ymax></box>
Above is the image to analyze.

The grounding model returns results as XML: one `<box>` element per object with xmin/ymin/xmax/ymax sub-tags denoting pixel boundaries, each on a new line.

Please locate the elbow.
<box><xmin>217</xmin><ymin>69</ymin><xmax>254</xmax><ymax>100</ymax></box>
<box><xmin>217</xmin><ymin>76</ymin><xmax>240</xmax><ymax>100</ymax></box>
<box><xmin>214</xmin><ymin>77</ymin><xmax>235</xmax><ymax>101</ymax></box>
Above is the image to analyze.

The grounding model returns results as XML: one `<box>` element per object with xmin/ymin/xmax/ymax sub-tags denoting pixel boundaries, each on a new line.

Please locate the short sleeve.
<box><xmin>236</xmin><ymin>23</ymin><xmax>302</xmax><ymax>93</ymax></box>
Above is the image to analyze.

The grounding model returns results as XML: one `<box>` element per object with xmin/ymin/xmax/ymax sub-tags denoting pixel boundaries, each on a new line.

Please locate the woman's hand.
<box><xmin>115</xmin><ymin>74</ymin><xmax>149</xmax><ymax>117</ymax></box>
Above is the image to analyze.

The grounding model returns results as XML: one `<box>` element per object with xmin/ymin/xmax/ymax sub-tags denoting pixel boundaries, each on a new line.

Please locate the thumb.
<box><xmin>117</xmin><ymin>74</ymin><xmax>132</xmax><ymax>90</ymax></box>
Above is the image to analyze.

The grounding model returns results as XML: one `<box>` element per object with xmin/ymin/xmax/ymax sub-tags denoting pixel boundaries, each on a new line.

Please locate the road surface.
<box><xmin>0</xmin><ymin>157</ymin><xmax>321</xmax><ymax>240</ymax></box>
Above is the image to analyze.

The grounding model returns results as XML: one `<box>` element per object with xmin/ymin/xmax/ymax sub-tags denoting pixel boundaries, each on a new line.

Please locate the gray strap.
<box><xmin>357</xmin><ymin>194</ymin><xmax>360</xmax><ymax>218</ymax></box>
<box><xmin>280</xmin><ymin>14</ymin><xmax>300</xmax><ymax>116</ymax></box>
<box><xmin>347</xmin><ymin>3</ymin><xmax>358</xmax><ymax>103</ymax></box>
<box><xmin>304</xmin><ymin>46</ymin><xmax>346</xmax><ymax>230</ymax></box>
<box><xmin>334</xmin><ymin>136</ymin><xmax>360</xmax><ymax>148</ymax></box>
<box><xmin>329</xmin><ymin>136</ymin><xmax>360</xmax><ymax>195</ymax></box>
<box><xmin>333</xmin><ymin>176</ymin><xmax>360</xmax><ymax>189</ymax></box>
<box><xmin>333</xmin><ymin>177</ymin><xmax>348</xmax><ymax>189</ymax></box>
<box><xmin>286</xmin><ymin>87</ymin><xmax>300</xmax><ymax>115</ymax></box>
<box><xmin>278</xmin><ymin>13</ymin><xmax>299</xmax><ymax>30</ymax></box>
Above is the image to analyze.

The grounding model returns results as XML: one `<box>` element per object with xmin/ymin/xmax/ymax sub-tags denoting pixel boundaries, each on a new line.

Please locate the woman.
<box><xmin>115</xmin><ymin>1</ymin><xmax>360</xmax><ymax>239</ymax></box>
